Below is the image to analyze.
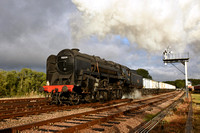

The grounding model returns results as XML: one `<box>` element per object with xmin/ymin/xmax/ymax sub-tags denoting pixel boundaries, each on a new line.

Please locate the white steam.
<box><xmin>71</xmin><ymin>0</ymin><xmax>200</xmax><ymax>52</ymax></box>
<box><xmin>122</xmin><ymin>89</ymin><xmax>142</xmax><ymax>99</ymax></box>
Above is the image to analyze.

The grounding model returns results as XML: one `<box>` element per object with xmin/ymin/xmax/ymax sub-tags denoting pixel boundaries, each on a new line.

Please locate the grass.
<box><xmin>192</xmin><ymin>93</ymin><xmax>200</xmax><ymax>103</ymax></box>
<box><xmin>0</xmin><ymin>91</ymin><xmax>45</xmax><ymax>100</ymax></box>
<box><xmin>192</xmin><ymin>93</ymin><xmax>200</xmax><ymax>132</ymax></box>
<box><xmin>144</xmin><ymin>114</ymin><xmax>156</xmax><ymax>121</ymax></box>
<box><xmin>150</xmin><ymin>97</ymin><xmax>188</xmax><ymax>133</ymax></box>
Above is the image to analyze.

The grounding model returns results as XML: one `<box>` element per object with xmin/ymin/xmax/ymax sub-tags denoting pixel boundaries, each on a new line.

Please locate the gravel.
<box><xmin>80</xmin><ymin>92</ymin><xmax>184</xmax><ymax>133</ymax></box>
<box><xmin>0</xmin><ymin>91</ymin><xmax>183</xmax><ymax>133</ymax></box>
<box><xmin>0</xmin><ymin>107</ymin><xmax>94</xmax><ymax>129</ymax></box>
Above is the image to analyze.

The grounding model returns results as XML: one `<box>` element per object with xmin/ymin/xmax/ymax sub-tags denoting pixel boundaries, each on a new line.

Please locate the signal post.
<box><xmin>163</xmin><ymin>49</ymin><xmax>189</xmax><ymax>98</ymax></box>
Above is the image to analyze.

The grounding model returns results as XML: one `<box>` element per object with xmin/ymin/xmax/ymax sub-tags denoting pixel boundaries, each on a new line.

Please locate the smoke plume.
<box><xmin>71</xmin><ymin>0</ymin><xmax>200</xmax><ymax>52</ymax></box>
<box><xmin>122</xmin><ymin>89</ymin><xmax>142</xmax><ymax>99</ymax></box>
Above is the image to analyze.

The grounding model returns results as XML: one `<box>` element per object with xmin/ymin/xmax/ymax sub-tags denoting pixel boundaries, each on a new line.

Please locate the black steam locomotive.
<box><xmin>42</xmin><ymin>48</ymin><xmax>143</xmax><ymax>104</ymax></box>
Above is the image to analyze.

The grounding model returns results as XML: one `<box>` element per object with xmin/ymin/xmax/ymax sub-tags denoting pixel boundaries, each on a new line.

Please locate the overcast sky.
<box><xmin>0</xmin><ymin>0</ymin><xmax>200</xmax><ymax>81</ymax></box>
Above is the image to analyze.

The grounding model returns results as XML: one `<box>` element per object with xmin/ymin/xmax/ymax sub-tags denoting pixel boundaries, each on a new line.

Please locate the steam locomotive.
<box><xmin>41</xmin><ymin>48</ymin><xmax>143</xmax><ymax>104</ymax></box>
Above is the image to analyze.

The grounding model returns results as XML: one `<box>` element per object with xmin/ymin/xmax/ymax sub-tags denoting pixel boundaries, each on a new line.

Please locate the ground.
<box><xmin>151</xmin><ymin>93</ymin><xmax>200</xmax><ymax>133</ymax></box>
<box><xmin>192</xmin><ymin>93</ymin><xmax>200</xmax><ymax>132</ymax></box>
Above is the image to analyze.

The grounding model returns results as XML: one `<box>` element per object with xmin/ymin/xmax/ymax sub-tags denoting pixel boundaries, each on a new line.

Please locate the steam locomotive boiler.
<box><xmin>42</xmin><ymin>49</ymin><xmax>143</xmax><ymax>104</ymax></box>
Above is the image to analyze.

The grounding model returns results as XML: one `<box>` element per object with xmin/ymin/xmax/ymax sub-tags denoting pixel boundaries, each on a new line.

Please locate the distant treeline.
<box><xmin>0</xmin><ymin>68</ymin><xmax>46</xmax><ymax>97</ymax></box>
<box><xmin>165</xmin><ymin>79</ymin><xmax>200</xmax><ymax>88</ymax></box>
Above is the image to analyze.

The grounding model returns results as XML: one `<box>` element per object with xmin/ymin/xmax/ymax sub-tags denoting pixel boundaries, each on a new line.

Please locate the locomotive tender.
<box><xmin>42</xmin><ymin>48</ymin><xmax>143</xmax><ymax>104</ymax></box>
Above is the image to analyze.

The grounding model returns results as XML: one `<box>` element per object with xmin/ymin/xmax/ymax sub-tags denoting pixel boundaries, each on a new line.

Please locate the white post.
<box><xmin>185</xmin><ymin>61</ymin><xmax>188</xmax><ymax>98</ymax></box>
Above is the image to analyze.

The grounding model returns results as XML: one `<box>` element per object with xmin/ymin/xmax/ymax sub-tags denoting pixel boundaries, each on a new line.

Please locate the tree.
<box><xmin>175</xmin><ymin>80</ymin><xmax>185</xmax><ymax>88</ymax></box>
<box><xmin>18</xmin><ymin>68</ymin><xmax>46</xmax><ymax>95</ymax></box>
<box><xmin>136</xmin><ymin>68</ymin><xmax>152</xmax><ymax>79</ymax></box>
<box><xmin>165</xmin><ymin>79</ymin><xmax>190</xmax><ymax>88</ymax></box>
<box><xmin>0</xmin><ymin>68</ymin><xmax>46</xmax><ymax>97</ymax></box>
<box><xmin>6</xmin><ymin>70</ymin><xmax>19</xmax><ymax>96</ymax></box>
<box><xmin>188</xmin><ymin>79</ymin><xmax>200</xmax><ymax>86</ymax></box>
<box><xmin>0</xmin><ymin>70</ymin><xmax>8</xmax><ymax>97</ymax></box>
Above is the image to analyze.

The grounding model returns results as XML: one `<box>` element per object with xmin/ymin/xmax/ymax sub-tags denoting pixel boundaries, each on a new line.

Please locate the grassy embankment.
<box><xmin>0</xmin><ymin>91</ymin><xmax>45</xmax><ymax>100</ymax></box>
<box><xmin>192</xmin><ymin>93</ymin><xmax>200</xmax><ymax>132</ymax></box>
<box><xmin>150</xmin><ymin>94</ymin><xmax>189</xmax><ymax>132</ymax></box>
<box><xmin>144</xmin><ymin>93</ymin><xmax>200</xmax><ymax>133</ymax></box>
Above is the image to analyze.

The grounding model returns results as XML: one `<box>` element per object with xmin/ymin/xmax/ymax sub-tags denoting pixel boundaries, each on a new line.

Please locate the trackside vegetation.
<box><xmin>0</xmin><ymin>68</ymin><xmax>46</xmax><ymax>98</ymax></box>
<box><xmin>165</xmin><ymin>79</ymin><xmax>200</xmax><ymax>88</ymax></box>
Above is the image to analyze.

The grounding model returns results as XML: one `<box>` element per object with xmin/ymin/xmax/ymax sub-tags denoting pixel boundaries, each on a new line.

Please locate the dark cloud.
<box><xmin>0</xmin><ymin>0</ymin><xmax>199</xmax><ymax>81</ymax></box>
<box><xmin>0</xmin><ymin>0</ymin><xmax>71</xmax><ymax>43</ymax></box>
<box><xmin>0</xmin><ymin>0</ymin><xmax>76</xmax><ymax>70</ymax></box>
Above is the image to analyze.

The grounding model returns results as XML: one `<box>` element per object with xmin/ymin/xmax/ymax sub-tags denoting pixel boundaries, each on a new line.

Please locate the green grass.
<box><xmin>192</xmin><ymin>93</ymin><xmax>200</xmax><ymax>132</ymax></box>
<box><xmin>192</xmin><ymin>93</ymin><xmax>200</xmax><ymax>103</ymax></box>
<box><xmin>144</xmin><ymin>114</ymin><xmax>156</xmax><ymax>121</ymax></box>
<box><xmin>0</xmin><ymin>91</ymin><xmax>45</xmax><ymax>99</ymax></box>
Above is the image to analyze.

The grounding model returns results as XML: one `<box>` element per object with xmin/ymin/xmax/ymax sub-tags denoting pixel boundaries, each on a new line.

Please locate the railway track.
<box><xmin>0</xmin><ymin>98</ymin><xmax>50</xmax><ymax>120</ymax></box>
<box><xmin>0</xmin><ymin>97</ymin><xmax>131</xmax><ymax>120</ymax></box>
<box><xmin>0</xmin><ymin>91</ymin><xmax>182</xmax><ymax>133</ymax></box>
<box><xmin>0</xmin><ymin>97</ymin><xmax>47</xmax><ymax>104</ymax></box>
<box><xmin>185</xmin><ymin>93</ymin><xmax>193</xmax><ymax>133</ymax></box>
<box><xmin>0</xmin><ymin>97</ymin><xmax>50</xmax><ymax>111</ymax></box>
<box><xmin>134</xmin><ymin>92</ymin><xmax>185</xmax><ymax>133</ymax></box>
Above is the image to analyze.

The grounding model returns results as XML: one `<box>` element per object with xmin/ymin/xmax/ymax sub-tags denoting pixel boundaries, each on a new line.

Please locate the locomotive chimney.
<box><xmin>72</xmin><ymin>48</ymin><xmax>80</xmax><ymax>52</ymax></box>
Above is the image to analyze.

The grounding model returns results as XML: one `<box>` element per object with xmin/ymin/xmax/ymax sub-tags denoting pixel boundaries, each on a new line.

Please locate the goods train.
<box><xmin>41</xmin><ymin>49</ymin><xmax>176</xmax><ymax>104</ymax></box>
<box><xmin>142</xmin><ymin>78</ymin><xmax>176</xmax><ymax>95</ymax></box>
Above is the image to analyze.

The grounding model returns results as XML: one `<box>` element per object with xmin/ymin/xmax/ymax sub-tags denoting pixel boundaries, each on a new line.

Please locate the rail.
<box><xmin>0</xmin><ymin>91</ymin><xmax>180</xmax><ymax>133</ymax></box>
<box><xmin>185</xmin><ymin>93</ymin><xmax>193</xmax><ymax>133</ymax></box>
<box><xmin>134</xmin><ymin>92</ymin><xmax>185</xmax><ymax>133</ymax></box>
